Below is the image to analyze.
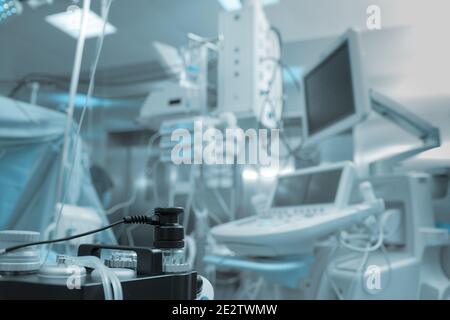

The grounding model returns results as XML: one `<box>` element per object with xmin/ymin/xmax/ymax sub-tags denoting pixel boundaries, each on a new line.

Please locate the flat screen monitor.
<box><xmin>302</xmin><ymin>29</ymin><xmax>370</xmax><ymax>146</ymax></box>
<box><xmin>271</xmin><ymin>169</ymin><xmax>342</xmax><ymax>208</ymax></box>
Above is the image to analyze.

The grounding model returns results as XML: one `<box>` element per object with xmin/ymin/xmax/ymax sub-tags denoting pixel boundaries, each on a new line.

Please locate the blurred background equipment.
<box><xmin>0</xmin><ymin>0</ymin><xmax>449</xmax><ymax>301</ymax></box>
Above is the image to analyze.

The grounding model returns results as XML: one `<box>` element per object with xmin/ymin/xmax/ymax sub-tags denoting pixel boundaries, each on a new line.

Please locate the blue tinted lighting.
<box><xmin>0</xmin><ymin>0</ymin><xmax>17</xmax><ymax>23</ymax></box>
<box><xmin>283</xmin><ymin>66</ymin><xmax>303</xmax><ymax>85</ymax></box>
<box><xmin>45</xmin><ymin>93</ymin><xmax>143</xmax><ymax>109</ymax></box>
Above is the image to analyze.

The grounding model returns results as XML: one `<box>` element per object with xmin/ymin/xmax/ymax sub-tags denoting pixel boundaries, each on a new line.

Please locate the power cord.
<box><xmin>257</xmin><ymin>26</ymin><xmax>308</xmax><ymax>162</ymax></box>
<box><xmin>334</xmin><ymin>215</ymin><xmax>393</xmax><ymax>298</ymax></box>
<box><xmin>0</xmin><ymin>215</ymin><xmax>158</xmax><ymax>255</ymax></box>
<box><xmin>339</xmin><ymin>216</ymin><xmax>384</xmax><ymax>253</ymax></box>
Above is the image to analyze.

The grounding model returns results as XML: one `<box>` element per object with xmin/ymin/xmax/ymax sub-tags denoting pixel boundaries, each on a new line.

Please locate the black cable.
<box><xmin>0</xmin><ymin>215</ymin><xmax>157</xmax><ymax>254</ymax></box>
<box><xmin>256</xmin><ymin>26</ymin><xmax>306</xmax><ymax>161</ymax></box>
<box><xmin>270</xmin><ymin>26</ymin><xmax>283</xmax><ymax>54</ymax></box>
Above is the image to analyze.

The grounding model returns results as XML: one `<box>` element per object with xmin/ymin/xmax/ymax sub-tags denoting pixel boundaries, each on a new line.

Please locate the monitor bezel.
<box><xmin>268</xmin><ymin>161</ymin><xmax>356</xmax><ymax>212</ymax></box>
<box><xmin>301</xmin><ymin>29</ymin><xmax>370</xmax><ymax>147</ymax></box>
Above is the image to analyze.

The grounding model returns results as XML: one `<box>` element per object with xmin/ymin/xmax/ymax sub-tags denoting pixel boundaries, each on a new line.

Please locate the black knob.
<box><xmin>153</xmin><ymin>207</ymin><xmax>185</xmax><ymax>249</ymax></box>
<box><xmin>154</xmin><ymin>207</ymin><xmax>184</xmax><ymax>225</ymax></box>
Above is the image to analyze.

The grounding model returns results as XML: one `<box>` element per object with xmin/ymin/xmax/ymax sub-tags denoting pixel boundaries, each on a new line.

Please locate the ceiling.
<box><xmin>0</xmin><ymin>0</ymin><xmax>220</xmax><ymax>85</ymax></box>
<box><xmin>0</xmin><ymin>0</ymin><xmax>448</xmax><ymax>133</ymax></box>
<box><xmin>2</xmin><ymin>0</ymin><xmax>448</xmax><ymax>83</ymax></box>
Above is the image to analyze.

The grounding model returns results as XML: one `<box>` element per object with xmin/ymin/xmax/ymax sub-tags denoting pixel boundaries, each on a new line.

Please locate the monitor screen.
<box><xmin>271</xmin><ymin>169</ymin><xmax>342</xmax><ymax>207</ymax></box>
<box><xmin>304</xmin><ymin>41</ymin><xmax>356</xmax><ymax>136</ymax></box>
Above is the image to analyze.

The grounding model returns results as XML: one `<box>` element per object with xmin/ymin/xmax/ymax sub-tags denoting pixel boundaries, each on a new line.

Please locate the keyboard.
<box><xmin>211</xmin><ymin>199</ymin><xmax>385</xmax><ymax>257</ymax></box>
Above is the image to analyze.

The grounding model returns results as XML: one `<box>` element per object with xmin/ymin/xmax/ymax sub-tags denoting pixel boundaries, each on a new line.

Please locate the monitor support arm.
<box><xmin>369</xmin><ymin>89</ymin><xmax>441</xmax><ymax>174</ymax></box>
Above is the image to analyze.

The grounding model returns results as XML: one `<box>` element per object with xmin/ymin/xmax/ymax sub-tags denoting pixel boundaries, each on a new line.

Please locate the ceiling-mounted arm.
<box><xmin>369</xmin><ymin>89</ymin><xmax>441</xmax><ymax>174</ymax></box>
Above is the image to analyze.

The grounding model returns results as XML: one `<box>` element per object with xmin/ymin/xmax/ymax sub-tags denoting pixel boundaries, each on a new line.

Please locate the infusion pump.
<box><xmin>211</xmin><ymin>162</ymin><xmax>385</xmax><ymax>257</ymax></box>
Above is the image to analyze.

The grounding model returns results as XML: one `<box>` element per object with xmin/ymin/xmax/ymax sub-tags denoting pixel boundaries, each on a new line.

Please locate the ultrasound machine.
<box><xmin>211</xmin><ymin>162</ymin><xmax>384</xmax><ymax>257</ymax></box>
<box><xmin>207</xmin><ymin>28</ymin><xmax>447</xmax><ymax>299</ymax></box>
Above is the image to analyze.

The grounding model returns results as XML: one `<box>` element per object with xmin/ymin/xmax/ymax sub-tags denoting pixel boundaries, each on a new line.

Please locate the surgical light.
<box><xmin>45</xmin><ymin>5</ymin><xmax>116</xmax><ymax>39</ymax></box>
<box><xmin>0</xmin><ymin>0</ymin><xmax>20</xmax><ymax>23</ymax></box>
